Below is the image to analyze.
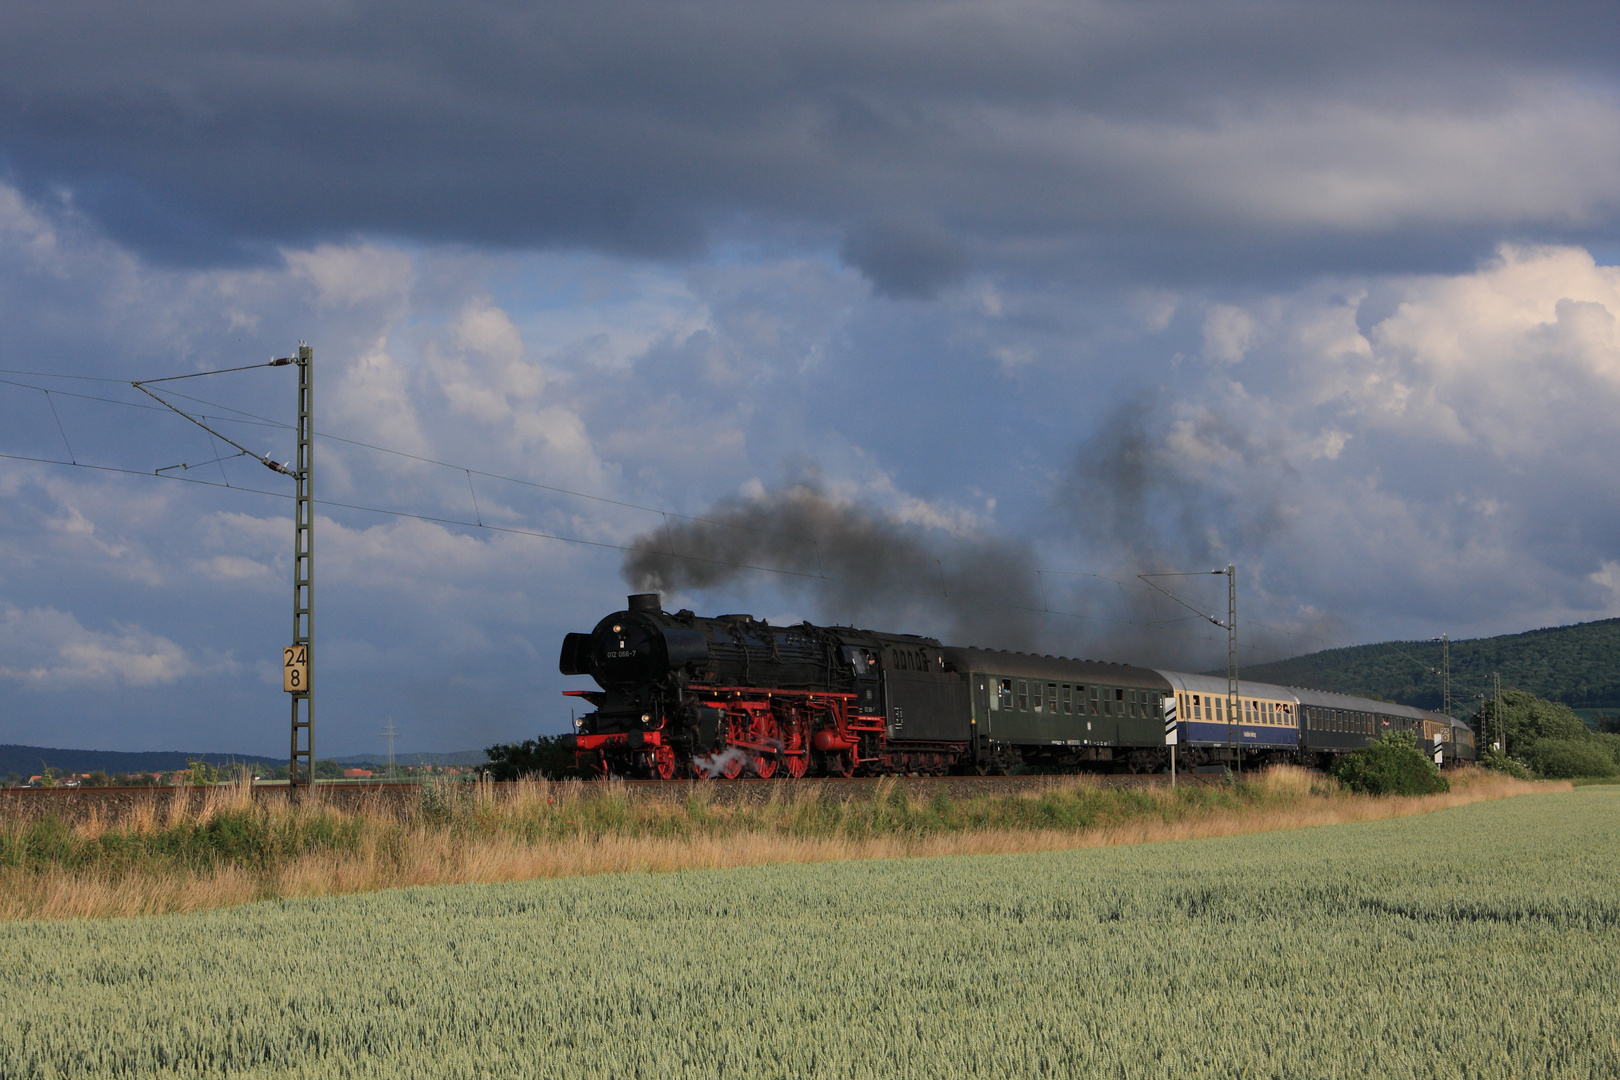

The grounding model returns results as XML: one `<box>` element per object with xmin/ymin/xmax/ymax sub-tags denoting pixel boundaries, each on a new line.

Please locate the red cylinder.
<box><xmin>812</xmin><ymin>729</ymin><xmax>857</xmax><ymax>752</ymax></box>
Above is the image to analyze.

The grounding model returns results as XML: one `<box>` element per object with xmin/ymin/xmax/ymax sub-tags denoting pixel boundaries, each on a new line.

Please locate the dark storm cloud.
<box><xmin>3</xmin><ymin>1</ymin><xmax>1618</xmax><ymax>273</ymax></box>
<box><xmin>840</xmin><ymin>221</ymin><xmax>967</xmax><ymax>299</ymax></box>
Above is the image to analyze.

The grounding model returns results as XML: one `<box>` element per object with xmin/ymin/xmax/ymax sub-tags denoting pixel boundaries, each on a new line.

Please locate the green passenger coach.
<box><xmin>939</xmin><ymin>647</ymin><xmax>1173</xmax><ymax>774</ymax></box>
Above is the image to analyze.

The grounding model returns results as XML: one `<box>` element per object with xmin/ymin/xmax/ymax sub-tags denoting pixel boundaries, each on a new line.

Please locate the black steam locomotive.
<box><xmin>556</xmin><ymin>594</ymin><xmax>1473</xmax><ymax>778</ymax></box>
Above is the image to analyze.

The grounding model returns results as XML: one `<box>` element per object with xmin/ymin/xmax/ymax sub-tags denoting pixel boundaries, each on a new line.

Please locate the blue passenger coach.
<box><xmin>1156</xmin><ymin>670</ymin><xmax>1300</xmax><ymax>767</ymax></box>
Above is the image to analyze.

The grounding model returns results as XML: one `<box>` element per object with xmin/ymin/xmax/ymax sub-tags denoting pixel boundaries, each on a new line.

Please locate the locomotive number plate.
<box><xmin>283</xmin><ymin>645</ymin><xmax>309</xmax><ymax>693</ymax></box>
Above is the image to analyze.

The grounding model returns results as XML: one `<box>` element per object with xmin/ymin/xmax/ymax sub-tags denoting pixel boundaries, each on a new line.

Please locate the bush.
<box><xmin>1332</xmin><ymin>731</ymin><xmax>1450</xmax><ymax>795</ymax></box>
<box><xmin>1524</xmin><ymin>739</ymin><xmax>1619</xmax><ymax>779</ymax></box>
<box><xmin>1478</xmin><ymin>748</ymin><xmax>1535</xmax><ymax>779</ymax></box>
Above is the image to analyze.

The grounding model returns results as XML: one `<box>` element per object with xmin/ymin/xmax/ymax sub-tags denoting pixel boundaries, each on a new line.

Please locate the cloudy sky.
<box><xmin>3</xmin><ymin>0</ymin><xmax>1620</xmax><ymax>756</ymax></box>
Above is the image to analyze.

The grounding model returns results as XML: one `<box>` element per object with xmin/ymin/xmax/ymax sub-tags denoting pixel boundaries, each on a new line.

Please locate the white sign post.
<box><xmin>1164</xmin><ymin>696</ymin><xmax>1179</xmax><ymax>788</ymax></box>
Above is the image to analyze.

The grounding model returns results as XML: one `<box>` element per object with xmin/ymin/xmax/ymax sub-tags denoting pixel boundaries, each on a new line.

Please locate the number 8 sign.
<box><xmin>283</xmin><ymin>645</ymin><xmax>309</xmax><ymax>693</ymax></box>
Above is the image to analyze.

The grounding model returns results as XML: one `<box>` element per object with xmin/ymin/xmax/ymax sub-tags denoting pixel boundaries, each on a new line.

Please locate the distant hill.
<box><xmin>0</xmin><ymin>745</ymin><xmax>278</xmax><ymax>779</ymax></box>
<box><xmin>0</xmin><ymin>745</ymin><xmax>490</xmax><ymax>778</ymax></box>
<box><xmin>330</xmin><ymin>750</ymin><xmax>488</xmax><ymax>767</ymax></box>
<box><xmin>1231</xmin><ymin>618</ymin><xmax>1620</xmax><ymax>714</ymax></box>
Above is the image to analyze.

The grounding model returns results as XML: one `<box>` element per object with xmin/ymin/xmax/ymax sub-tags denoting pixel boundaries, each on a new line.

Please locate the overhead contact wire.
<box><xmin>0</xmin><ymin>450</ymin><xmax>1228</xmax><ymax>636</ymax></box>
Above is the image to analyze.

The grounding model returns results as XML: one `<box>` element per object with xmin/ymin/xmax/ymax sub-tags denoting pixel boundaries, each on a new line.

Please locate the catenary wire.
<box><xmin>2</xmin><ymin>449</ymin><xmax>1271</xmax><ymax>643</ymax></box>
<box><xmin>0</xmin><ymin>374</ymin><xmax>1329</xmax><ymax>654</ymax></box>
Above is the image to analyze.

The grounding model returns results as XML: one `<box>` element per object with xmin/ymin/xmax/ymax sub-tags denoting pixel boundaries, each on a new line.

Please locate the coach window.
<box><xmin>1061</xmin><ymin>685</ymin><xmax>1072</xmax><ymax>714</ymax></box>
<box><xmin>1017</xmin><ymin>681</ymin><xmax>1029</xmax><ymax>712</ymax></box>
<box><xmin>999</xmin><ymin>679</ymin><xmax>1013</xmax><ymax>711</ymax></box>
<box><xmin>1192</xmin><ymin>695</ymin><xmax>1201</xmax><ymax>720</ymax></box>
<box><xmin>1048</xmin><ymin>684</ymin><xmax>1058</xmax><ymax>712</ymax></box>
<box><xmin>1033</xmin><ymin>683</ymin><xmax>1044</xmax><ymax>712</ymax></box>
<box><xmin>1090</xmin><ymin>687</ymin><xmax>1100</xmax><ymax>714</ymax></box>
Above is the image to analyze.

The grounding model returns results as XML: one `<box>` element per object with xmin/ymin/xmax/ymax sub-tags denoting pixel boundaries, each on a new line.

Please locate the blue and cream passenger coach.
<box><xmin>1155</xmin><ymin>670</ymin><xmax>1300</xmax><ymax>767</ymax></box>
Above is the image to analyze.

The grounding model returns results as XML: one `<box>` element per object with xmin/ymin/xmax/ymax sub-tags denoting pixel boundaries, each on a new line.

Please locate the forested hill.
<box><xmin>1233</xmin><ymin>618</ymin><xmax>1620</xmax><ymax>711</ymax></box>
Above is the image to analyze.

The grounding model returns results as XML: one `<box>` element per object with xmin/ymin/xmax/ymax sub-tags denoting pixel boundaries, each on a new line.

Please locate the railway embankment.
<box><xmin>0</xmin><ymin>772</ymin><xmax>1232</xmax><ymax>823</ymax></box>
<box><xmin>0</xmin><ymin>767</ymin><xmax>1561</xmax><ymax>921</ymax></box>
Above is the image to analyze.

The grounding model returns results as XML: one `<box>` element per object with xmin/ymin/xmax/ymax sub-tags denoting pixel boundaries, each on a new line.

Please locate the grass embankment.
<box><xmin>0</xmin><ymin>786</ymin><xmax>1611</xmax><ymax>1078</ymax></box>
<box><xmin>0</xmin><ymin>768</ymin><xmax>1554</xmax><ymax>920</ymax></box>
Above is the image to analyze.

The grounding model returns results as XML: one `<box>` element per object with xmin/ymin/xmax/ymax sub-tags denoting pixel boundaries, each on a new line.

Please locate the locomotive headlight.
<box><xmin>611</xmin><ymin>624</ymin><xmax>621</xmax><ymax>633</ymax></box>
<box><xmin>641</xmin><ymin>713</ymin><xmax>651</xmax><ymax>723</ymax></box>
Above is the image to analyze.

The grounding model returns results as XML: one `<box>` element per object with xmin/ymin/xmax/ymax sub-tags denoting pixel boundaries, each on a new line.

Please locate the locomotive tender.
<box><xmin>557</xmin><ymin>594</ymin><xmax>1474</xmax><ymax>778</ymax></box>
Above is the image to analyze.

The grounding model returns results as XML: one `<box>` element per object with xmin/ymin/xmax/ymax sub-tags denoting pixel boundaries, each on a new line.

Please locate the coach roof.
<box><xmin>940</xmin><ymin>647</ymin><xmax>1172</xmax><ymax>690</ymax></box>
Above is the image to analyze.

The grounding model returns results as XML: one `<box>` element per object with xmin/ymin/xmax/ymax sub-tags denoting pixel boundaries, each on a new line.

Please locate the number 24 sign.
<box><xmin>283</xmin><ymin>645</ymin><xmax>309</xmax><ymax>693</ymax></box>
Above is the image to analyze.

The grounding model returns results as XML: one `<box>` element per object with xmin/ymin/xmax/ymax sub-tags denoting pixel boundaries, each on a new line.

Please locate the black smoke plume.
<box><xmin>622</xmin><ymin>481</ymin><xmax>1046</xmax><ymax>649</ymax></box>
<box><xmin>620</xmin><ymin>393</ymin><xmax>1337</xmax><ymax>667</ymax></box>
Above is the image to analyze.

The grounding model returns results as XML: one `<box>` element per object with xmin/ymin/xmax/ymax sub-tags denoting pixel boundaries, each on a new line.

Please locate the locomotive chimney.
<box><xmin>628</xmin><ymin>593</ymin><xmax>662</xmax><ymax>612</ymax></box>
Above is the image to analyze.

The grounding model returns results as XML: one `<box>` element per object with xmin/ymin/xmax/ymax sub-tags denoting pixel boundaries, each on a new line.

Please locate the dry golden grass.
<box><xmin>0</xmin><ymin>767</ymin><xmax>1561</xmax><ymax>922</ymax></box>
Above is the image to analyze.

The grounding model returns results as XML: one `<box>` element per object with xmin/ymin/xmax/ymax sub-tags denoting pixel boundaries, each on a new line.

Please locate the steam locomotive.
<box><xmin>556</xmin><ymin>594</ymin><xmax>1474</xmax><ymax>778</ymax></box>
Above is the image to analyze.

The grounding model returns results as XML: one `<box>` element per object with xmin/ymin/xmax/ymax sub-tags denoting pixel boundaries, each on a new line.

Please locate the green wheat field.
<box><xmin>3</xmin><ymin>786</ymin><xmax>1615</xmax><ymax>1078</ymax></box>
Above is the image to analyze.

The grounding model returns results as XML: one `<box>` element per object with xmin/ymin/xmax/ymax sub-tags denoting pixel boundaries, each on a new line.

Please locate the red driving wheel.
<box><xmin>721</xmin><ymin>753</ymin><xmax>745</xmax><ymax>780</ymax></box>
<box><xmin>784</xmin><ymin>755</ymin><xmax>808</xmax><ymax>779</ymax></box>
<box><xmin>752</xmin><ymin>755</ymin><xmax>778</xmax><ymax>779</ymax></box>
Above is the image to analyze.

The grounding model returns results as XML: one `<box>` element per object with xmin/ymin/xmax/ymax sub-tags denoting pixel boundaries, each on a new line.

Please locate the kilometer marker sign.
<box><xmin>283</xmin><ymin>645</ymin><xmax>309</xmax><ymax>693</ymax></box>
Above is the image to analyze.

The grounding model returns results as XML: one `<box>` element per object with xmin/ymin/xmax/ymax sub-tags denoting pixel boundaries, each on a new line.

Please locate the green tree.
<box><xmin>1332</xmin><ymin>731</ymin><xmax>1450</xmax><ymax>795</ymax></box>
<box><xmin>1474</xmin><ymin>689</ymin><xmax>1620</xmax><ymax>778</ymax></box>
<box><xmin>313</xmin><ymin>759</ymin><xmax>344</xmax><ymax>780</ymax></box>
<box><xmin>186</xmin><ymin>758</ymin><xmax>221</xmax><ymax>786</ymax></box>
<box><xmin>483</xmin><ymin>736</ymin><xmax>585</xmax><ymax>781</ymax></box>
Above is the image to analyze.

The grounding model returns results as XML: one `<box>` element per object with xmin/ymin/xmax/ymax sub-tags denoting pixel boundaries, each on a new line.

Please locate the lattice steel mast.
<box><xmin>1226</xmin><ymin>563</ymin><xmax>1239</xmax><ymax>777</ymax></box>
<box><xmin>1441</xmin><ymin>633</ymin><xmax>1451</xmax><ymax>718</ymax></box>
<box><xmin>289</xmin><ymin>345</ymin><xmax>314</xmax><ymax>792</ymax></box>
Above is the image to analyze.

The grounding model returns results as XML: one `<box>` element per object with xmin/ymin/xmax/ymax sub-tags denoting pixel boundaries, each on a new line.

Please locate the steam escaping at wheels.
<box><xmin>691</xmin><ymin>747</ymin><xmax>751</xmax><ymax>780</ymax></box>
